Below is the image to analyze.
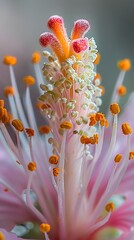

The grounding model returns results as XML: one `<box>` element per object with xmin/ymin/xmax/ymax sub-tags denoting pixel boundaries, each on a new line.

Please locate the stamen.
<box><xmin>122</xmin><ymin>122</ymin><xmax>133</xmax><ymax>135</ymax></box>
<box><xmin>129</xmin><ymin>151</ymin><xmax>134</xmax><ymax>160</ymax></box>
<box><xmin>60</xmin><ymin>121</ymin><xmax>73</xmax><ymax>129</ymax></box>
<box><xmin>49</xmin><ymin>155</ymin><xmax>59</xmax><ymax>164</ymax></box>
<box><xmin>27</xmin><ymin>161</ymin><xmax>37</xmax><ymax>171</ymax></box>
<box><xmin>3</xmin><ymin>55</ymin><xmax>17</xmax><ymax>65</ymax></box>
<box><xmin>4</xmin><ymin>86</ymin><xmax>15</xmax><ymax>97</ymax></box>
<box><xmin>1</xmin><ymin>108</ymin><xmax>10</xmax><ymax>124</ymax></box>
<box><xmin>31</xmin><ymin>51</ymin><xmax>41</xmax><ymax>64</ymax></box>
<box><xmin>117</xmin><ymin>85</ymin><xmax>127</xmax><ymax>96</ymax></box>
<box><xmin>53</xmin><ymin>167</ymin><xmax>59</xmax><ymax>176</ymax></box>
<box><xmin>22</xmin><ymin>76</ymin><xmax>35</xmax><ymax>86</ymax></box>
<box><xmin>94</xmin><ymin>53</ymin><xmax>101</xmax><ymax>65</ymax></box>
<box><xmin>40</xmin><ymin>223</ymin><xmax>51</xmax><ymax>233</ymax></box>
<box><xmin>38</xmin><ymin>125</ymin><xmax>51</xmax><ymax>134</ymax></box>
<box><xmin>25</xmin><ymin>128</ymin><xmax>35</xmax><ymax>137</ymax></box>
<box><xmin>117</xmin><ymin>58</ymin><xmax>131</xmax><ymax>71</ymax></box>
<box><xmin>71</xmin><ymin>19</ymin><xmax>90</xmax><ymax>40</ymax></box>
<box><xmin>114</xmin><ymin>154</ymin><xmax>122</xmax><ymax>163</ymax></box>
<box><xmin>0</xmin><ymin>231</ymin><xmax>5</xmax><ymax>240</ymax></box>
<box><xmin>110</xmin><ymin>103</ymin><xmax>120</xmax><ymax>115</ymax></box>
<box><xmin>105</xmin><ymin>202</ymin><xmax>115</xmax><ymax>212</ymax></box>
<box><xmin>0</xmin><ymin>100</ymin><xmax>4</xmax><ymax>107</ymax></box>
<box><xmin>12</xmin><ymin>119</ymin><xmax>24</xmax><ymax>132</ymax></box>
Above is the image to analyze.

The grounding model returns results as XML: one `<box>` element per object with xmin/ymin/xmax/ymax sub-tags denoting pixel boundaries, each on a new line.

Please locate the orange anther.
<box><xmin>23</xmin><ymin>76</ymin><xmax>35</xmax><ymax>86</ymax></box>
<box><xmin>99</xmin><ymin>85</ymin><xmax>105</xmax><ymax>95</ymax></box>
<box><xmin>4</xmin><ymin>86</ymin><xmax>15</xmax><ymax>97</ymax></box>
<box><xmin>117</xmin><ymin>85</ymin><xmax>127</xmax><ymax>96</ymax></box>
<box><xmin>89</xmin><ymin>114</ymin><xmax>97</xmax><ymax>126</ymax></box>
<box><xmin>27</xmin><ymin>161</ymin><xmax>37</xmax><ymax>171</ymax></box>
<box><xmin>3</xmin><ymin>56</ymin><xmax>17</xmax><ymax>65</ymax></box>
<box><xmin>1</xmin><ymin>108</ymin><xmax>9</xmax><ymax>124</ymax></box>
<box><xmin>53</xmin><ymin>167</ymin><xmax>59</xmax><ymax>176</ymax></box>
<box><xmin>49</xmin><ymin>155</ymin><xmax>59</xmax><ymax>164</ymax></box>
<box><xmin>0</xmin><ymin>231</ymin><xmax>5</xmax><ymax>240</ymax></box>
<box><xmin>94</xmin><ymin>73</ymin><xmax>102</xmax><ymax>82</ymax></box>
<box><xmin>32</xmin><ymin>51</ymin><xmax>41</xmax><ymax>64</ymax></box>
<box><xmin>0</xmin><ymin>100</ymin><xmax>4</xmax><ymax>108</ymax></box>
<box><xmin>105</xmin><ymin>202</ymin><xmax>115</xmax><ymax>212</ymax></box>
<box><xmin>95</xmin><ymin>113</ymin><xmax>105</xmax><ymax>121</ymax></box>
<box><xmin>25</xmin><ymin>128</ymin><xmax>35</xmax><ymax>137</ymax></box>
<box><xmin>118</xmin><ymin>59</ymin><xmax>131</xmax><ymax>71</ymax></box>
<box><xmin>40</xmin><ymin>223</ymin><xmax>51</xmax><ymax>233</ymax></box>
<box><xmin>129</xmin><ymin>151</ymin><xmax>134</xmax><ymax>160</ymax></box>
<box><xmin>60</xmin><ymin>121</ymin><xmax>73</xmax><ymax>129</ymax></box>
<box><xmin>114</xmin><ymin>154</ymin><xmax>122</xmax><ymax>163</ymax></box>
<box><xmin>38</xmin><ymin>125</ymin><xmax>51</xmax><ymax>134</ymax></box>
<box><xmin>12</xmin><ymin>119</ymin><xmax>24</xmax><ymax>132</ymax></box>
<box><xmin>122</xmin><ymin>122</ymin><xmax>133</xmax><ymax>135</ymax></box>
<box><xmin>94</xmin><ymin>53</ymin><xmax>101</xmax><ymax>65</ymax></box>
<box><xmin>110</xmin><ymin>103</ymin><xmax>120</xmax><ymax>115</ymax></box>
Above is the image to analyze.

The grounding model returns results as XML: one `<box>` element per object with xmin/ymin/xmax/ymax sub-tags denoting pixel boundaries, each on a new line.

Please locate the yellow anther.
<box><xmin>94</xmin><ymin>53</ymin><xmax>101</xmax><ymax>65</ymax></box>
<box><xmin>0</xmin><ymin>231</ymin><xmax>5</xmax><ymax>240</ymax></box>
<box><xmin>49</xmin><ymin>155</ymin><xmax>59</xmax><ymax>164</ymax></box>
<box><xmin>27</xmin><ymin>161</ymin><xmax>37</xmax><ymax>171</ymax></box>
<box><xmin>25</xmin><ymin>128</ymin><xmax>35</xmax><ymax>137</ymax></box>
<box><xmin>38</xmin><ymin>125</ymin><xmax>51</xmax><ymax>134</ymax></box>
<box><xmin>118</xmin><ymin>58</ymin><xmax>131</xmax><ymax>71</ymax></box>
<box><xmin>1</xmin><ymin>108</ymin><xmax>9</xmax><ymax>124</ymax></box>
<box><xmin>110</xmin><ymin>103</ymin><xmax>120</xmax><ymax>115</ymax></box>
<box><xmin>60</xmin><ymin>121</ymin><xmax>73</xmax><ymax>129</ymax></box>
<box><xmin>122</xmin><ymin>122</ymin><xmax>133</xmax><ymax>135</ymax></box>
<box><xmin>12</xmin><ymin>119</ymin><xmax>24</xmax><ymax>132</ymax></box>
<box><xmin>40</xmin><ymin>223</ymin><xmax>51</xmax><ymax>233</ymax></box>
<box><xmin>0</xmin><ymin>100</ymin><xmax>4</xmax><ymax>108</ymax></box>
<box><xmin>80</xmin><ymin>136</ymin><xmax>90</xmax><ymax>144</ymax></box>
<box><xmin>32</xmin><ymin>51</ymin><xmax>41</xmax><ymax>64</ymax></box>
<box><xmin>3</xmin><ymin>56</ymin><xmax>17</xmax><ymax>65</ymax></box>
<box><xmin>53</xmin><ymin>167</ymin><xmax>59</xmax><ymax>176</ymax></box>
<box><xmin>117</xmin><ymin>85</ymin><xmax>127</xmax><ymax>96</ymax></box>
<box><xmin>129</xmin><ymin>151</ymin><xmax>134</xmax><ymax>160</ymax></box>
<box><xmin>95</xmin><ymin>113</ymin><xmax>105</xmax><ymax>121</ymax></box>
<box><xmin>80</xmin><ymin>134</ymin><xmax>98</xmax><ymax>145</ymax></box>
<box><xmin>4</xmin><ymin>86</ymin><xmax>15</xmax><ymax>97</ymax></box>
<box><xmin>23</xmin><ymin>76</ymin><xmax>35</xmax><ymax>86</ymax></box>
<box><xmin>105</xmin><ymin>202</ymin><xmax>115</xmax><ymax>212</ymax></box>
<box><xmin>100</xmin><ymin>118</ymin><xmax>109</xmax><ymax>128</ymax></box>
<box><xmin>0</xmin><ymin>107</ymin><xmax>4</xmax><ymax>120</ymax></box>
<box><xmin>89</xmin><ymin>114</ymin><xmax>97</xmax><ymax>126</ymax></box>
<box><xmin>114</xmin><ymin>154</ymin><xmax>122</xmax><ymax>163</ymax></box>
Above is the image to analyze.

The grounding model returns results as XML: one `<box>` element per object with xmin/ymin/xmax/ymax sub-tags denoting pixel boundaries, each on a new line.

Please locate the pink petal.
<box><xmin>0</xmin><ymin>228</ymin><xmax>32</xmax><ymax>240</ymax></box>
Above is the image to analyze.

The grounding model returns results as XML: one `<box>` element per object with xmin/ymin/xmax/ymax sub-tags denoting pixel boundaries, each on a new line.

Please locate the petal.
<box><xmin>0</xmin><ymin>228</ymin><xmax>32</xmax><ymax>240</ymax></box>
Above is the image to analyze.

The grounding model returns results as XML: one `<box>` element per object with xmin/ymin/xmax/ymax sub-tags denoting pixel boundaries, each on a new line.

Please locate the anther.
<box><xmin>25</xmin><ymin>128</ymin><xmax>35</xmax><ymax>137</ymax></box>
<box><xmin>60</xmin><ymin>121</ymin><xmax>73</xmax><ymax>129</ymax></box>
<box><xmin>38</xmin><ymin>125</ymin><xmax>51</xmax><ymax>134</ymax></box>
<box><xmin>0</xmin><ymin>231</ymin><xmax>5</xmax><ymax>240</ymax></box>
<box><xmin>114</xmin><ymin>154</ymin><xmax>122</xmax><ymax>163</ymax></box>
<box><xmin>110</xmin><ymin>103</ymin><xmax>120</xmax><ymax>115</ymax></box>
<box><xmin>40</xmin><ymin>223</ymin><xmax>51</xmax><ymax>233</ymax></box>
<box><xmin>31</xmin><ymin>51</ymin><xmax>41</xmax><ymax>64</ymax></box>
<box><xmin>4</xmin><ymin>86</ymin><xmax>15</xmax><ymax>97</ymax></box>
<box><xmin>105</xmin><ymin>202</ymin><xmax>115</xmax><ymax>212</ymax></box>
<box><xmin>49</xmin><ymin>155</ymin><xmax>59</xmax><ymax>164</ymax></box>
<box><xmin>1</xmin><ymin>108</ymin><xmax>9</xmax><ymax>124</ymax></box>
<box><xmin>3</xmin><ymin>56</ymin><xmax>17</xmax><ymax>65</ymax></box>
<box><xmin>129</xmin><ymin>151</ymin><xmax>134</xmax><ymax>160</ymax></box>
<box><xmin>12</xmin><ymin>119</ymin><xmax>24</xmax><ymax>132</ymax></box>
<box><xmin>118</xmin><ymin>59</ymin><xmax>131</xmax><ymax>71</ymax></box>
<box><xmin>27</xmin><ymin>161</ymin><xmax>37</xmax><ymax>171</ymax></box>
<box><xmin>117</xmin><ymin>85</ymin><xmax>127</xmax><ymax>96</ymax></box>
<box><xmin>94</xmin><ymin>53</ymin><xmax>101</xmax><ymax>65</ymax></box>
<box><xmin>23</xmin><ymin>76</ymin><xmax>35</xmax><ymax>86</ymax></box>
<box><xmin>53</xmin><ymin>167</ymin><xmax>59</xmax><ymax>176</ymax></box>
<box><xmin>0</xmin><ymin>100</ymin><xmax>4</xmax><ymax>108</ymax></box>
<box><xmin>122</xmin><ymin>122</ymin><xmax>133</xmax><ymax>135</ymax></box>
<box><xmin>89</xmin><ymin>114</ymin><xmax>97</xmax><ymax>126</ymax></box>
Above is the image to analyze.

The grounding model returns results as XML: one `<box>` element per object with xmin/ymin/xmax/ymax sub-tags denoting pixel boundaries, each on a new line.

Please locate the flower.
<box><xmin>0</xmin><ymin>15</ymin><xmax>134</xmax><ymax>240</ymax></box>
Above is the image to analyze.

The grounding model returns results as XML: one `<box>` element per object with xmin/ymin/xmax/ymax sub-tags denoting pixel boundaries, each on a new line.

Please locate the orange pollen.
<box><xmin>0</xmin><ymin>100</ymin><xmax>4</xmax><ymax>108</ymax></box>
<box><xmin>22</xmin><ymin>76</ymin><xmax>35</xmax><ymax>86</ymax></box>
<box><xmin>0</xmin><ymin>231</ymin><xmax>5</xmax><ymax>240</ymax></box>
<box><xmin>114</xmin><ymin>154</ymin><xmax>122</xmax><ymax>163</ymax></box>
<box><xmin>4</xmin><ymin>86</ymin><xmax>15</xmax><ymax>97</ymax></box>
<box><xmin>53</xmin><ymin>167</ymin><xmax>59</xmax><ymax>176</ymax></box>
<box><xmin>32</xmin><ymin>51</ymin><xmax>41</xmax><ymax>64</ymax></box>
<box><xmin>60</xmin><ymin>121</ymin><xmax>73</xmax><ymax>129</ymax></box>
<box><xmin>25</xmin><ymin>128</ymin><xmax>35</xmax><ymax>137</ymax></box>
<box><xmin>3</xmin><ymin>56</ymin><xmax>17</xmax><ymax>65</ymax></box>
<box><xmin>117</xmin><ymin>58</ymin><xmax>131</xmax><ymax>71</ymax></box>
<box><xmin>49</xmin><ymin>155</ymin><xmax>59</xmax><ymax>164</ymax></box>
<box><xmin>94</xmin><ymin>73</ymin><xmax>102</xmax><ymax>81</ymax></box>
<box><xmin>99</xmin><ymin>85</ymin><xmax>105</xmax><ymax>95</ymax></box>
<box><xmin>89</xmin><ymin>114</ymin><xmax>97</xmax><ymax>126</ymax></box>
<box><xmin>27</xmin><ymin>161</ymin><xmax>37</xmax><ymax>171</ymax></box>
<box><xmin>105</xmin><ymin>202</ymin><xmax>115</xmax><ymax>212</ymax></box>
<box><xmin>95</xmin><ymin>112</ymin><xmax>105</xmax><ymax>121</ymax></box>
<box><xmin>94</xmin><ymin>52</ymin><xmax>101</xmax><ymax>65</ymax></box>
<box><xmin>38</xmin><ymin>125</ymin><xmax>51</xmax><ymax>134</ymax></box>
<box><xmin>129</xmin><ymin>151</ymin><xmax>134</xmax><ymax>160</ymax></box>
<box><xmin>1</xmin><ymin>108</ymin><xmax>9</xmax><ymax>124</ymax></box>
<box><xmin>100</xmin><ymin>118</ymin><xmax>109</xmax><ymax>128</ymax></box>
<box><xmin>80</xmin><ymin>134</ymin><xmax>99</xmax><ymax>145</ymax></box>
<box><xmin>122</xmin><ymin>122</ymin><xmax>133</xmax><ymax>135</ymax></box>
<box><xmin>12</xmin><ymin>119</ymin><xmax>24</xmax><ymax>132</ymax></box>
<box><xmin>117</xmin><ymin>85</ymin><xmax>127</xmax><ymax>96</ymax></box>
<box><xmin>110</xmin><ymin>103</ymin><xmax>120</xmax><ymax>115</ymax></box>
<box><xmin>40</xmin><ymin>223</ymin><xmax>51</xmax><ymax>233</ymax></box>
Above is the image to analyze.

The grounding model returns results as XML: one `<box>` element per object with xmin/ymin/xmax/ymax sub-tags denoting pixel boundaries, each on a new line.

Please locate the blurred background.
<box><xmin>0</xmin><ymin>0</ymin><xmax>134</xmax><ymax>112</ymax></box>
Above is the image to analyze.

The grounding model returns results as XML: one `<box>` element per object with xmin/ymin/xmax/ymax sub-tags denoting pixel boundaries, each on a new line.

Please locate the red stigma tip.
<box><xmin>72</xmin><ymin>38</ymin><xmax>88</xmax><ymax>53</ymax></box>
<box><xmin>74</xmin><ymin>19</ymin><xmax>90</xmax><ymax>33</ymax></box>
<box><xmin>48</xmin><ymin>15</ymin><xmax>63</xmax><ymax>29</ymax></box>
<box><xmin>39</xmin><ymin>32</ymin><xmax>55</xmax><ymax>47</ymax></box>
